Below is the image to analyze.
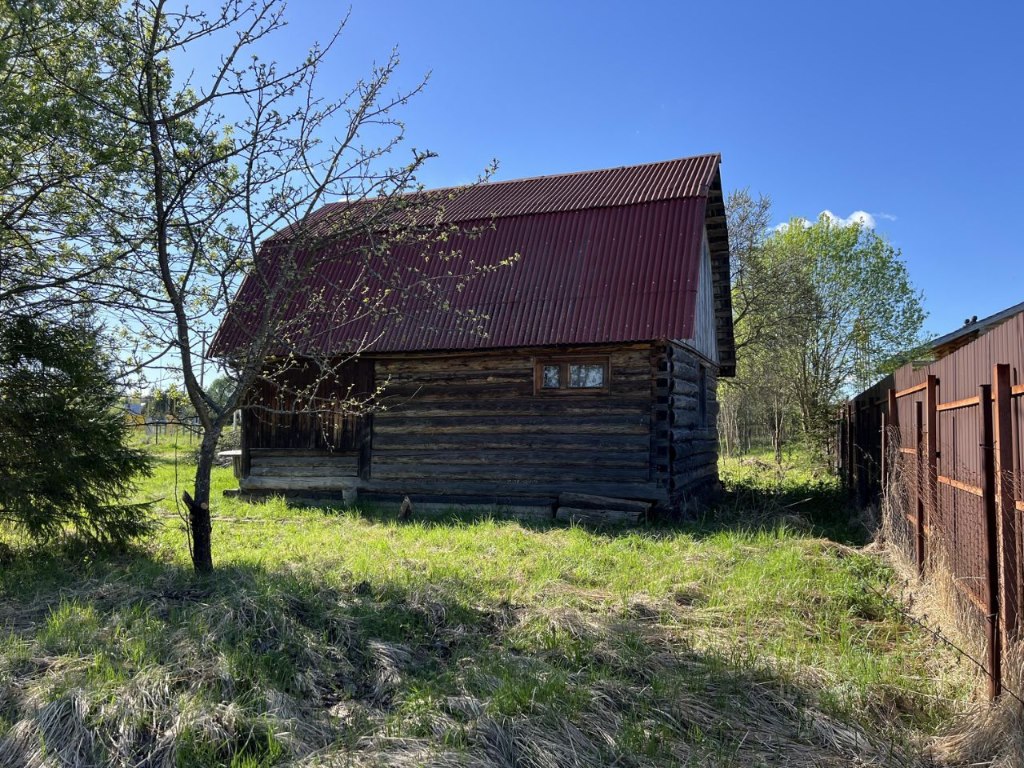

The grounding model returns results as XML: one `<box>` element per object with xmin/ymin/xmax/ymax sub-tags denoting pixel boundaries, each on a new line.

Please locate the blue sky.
<box><xmin>195</xmin><ymin>0</ymin><xmax>1023</xmax><ymax>340</ymax></box>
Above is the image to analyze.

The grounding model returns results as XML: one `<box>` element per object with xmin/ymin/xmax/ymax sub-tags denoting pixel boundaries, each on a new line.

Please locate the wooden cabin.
<box><xmin>213</xmin><ymin>154</ymin><xmax>735</xmax><ymax>518</ymax></box>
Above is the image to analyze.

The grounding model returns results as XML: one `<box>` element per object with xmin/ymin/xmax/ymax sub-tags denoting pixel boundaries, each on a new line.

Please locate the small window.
<box><xmin>535</xmin><ymin>357</ymin><xmax>609</xmax><ymax>394</ymax></box>
<box><xmin>541</xmin><ymin>365</ymin><xmax>561</xmax><ymax>389</ymax></box>
<box><xmin>569</xmin><ymin>363</ymin><xmax>605</xmax><ymax>388</ymax></box>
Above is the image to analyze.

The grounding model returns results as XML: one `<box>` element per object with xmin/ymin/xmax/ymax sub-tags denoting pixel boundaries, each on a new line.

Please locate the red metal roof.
<box><xmin>213</xmin><ymin>154</ymin><xmax>722</xmax><ymax>356</ymax></box>
<box><xmin>317</xmin><ymin>153</ymin><xmax>719</xmax><ymax>224</ymax></box>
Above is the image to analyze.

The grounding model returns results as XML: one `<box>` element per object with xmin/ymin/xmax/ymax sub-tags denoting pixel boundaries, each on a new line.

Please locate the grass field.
<box><xmin>0</xmin><ymin>440</ymin><xmax>982</xmax><ymax>766</ymax></box>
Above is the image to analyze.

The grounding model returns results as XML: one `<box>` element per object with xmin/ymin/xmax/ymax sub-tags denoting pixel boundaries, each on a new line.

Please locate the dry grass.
<box><xmin>879</xmin><ymin>434</ymin><xmax>1024</xmax><ymax>767</ymax></box>
<box><xmin>0</xmin><ymin>578</ymin><xmax>925</xmax><ymax>767</ymax></box>
<box><xmin>0</xmin><ymin>446</ymin><xmax>981</xmax><ymax>766</ymax></box>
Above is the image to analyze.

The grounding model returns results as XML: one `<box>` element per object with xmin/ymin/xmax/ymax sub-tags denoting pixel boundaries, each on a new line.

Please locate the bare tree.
<box><xmin>54</xmin><ymin>0</ymin><xmax>510</xmax><ymax>572</ymax></box>
<box><xmin>726</xmin><ymin>189</ymin><xmax>774</xmax><ymax>354</ymax></box>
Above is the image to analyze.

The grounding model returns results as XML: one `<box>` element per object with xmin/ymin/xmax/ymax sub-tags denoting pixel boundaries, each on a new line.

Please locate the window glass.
<box><xmin>541</xmin><ymin>365</ymin><xmax>561</xmax><ymax>389</ymax></box>
<box><xmin>568</xmin><ymin>363</ymin><xmax>605</xmax><ymax>388</ymax></box>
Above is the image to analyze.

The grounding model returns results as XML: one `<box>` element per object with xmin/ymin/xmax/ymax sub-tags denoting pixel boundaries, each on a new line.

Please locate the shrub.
<box><xmin>0</xmin><ymin>315</ymin><xmax>153</xmax><ymax>548</ymax></box>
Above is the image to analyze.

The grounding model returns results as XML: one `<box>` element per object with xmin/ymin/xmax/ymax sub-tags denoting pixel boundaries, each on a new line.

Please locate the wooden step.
<box><xmin>251</xmin><ymin>455</ymin><xmax>358</xmax><ymax>469</ymax></box>
<box><xmin>249</xmin><ymin>465</ymin><xmax>358</xmax><ymax>478</ymax></box>
<box><xmin>240</xmin><ymin>475</ymin><xmax>359</xmax><ymax>492</ymax></box>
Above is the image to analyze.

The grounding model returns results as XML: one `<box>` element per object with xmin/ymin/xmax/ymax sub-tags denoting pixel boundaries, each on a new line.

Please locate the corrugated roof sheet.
<box><xmin>316</xmin><ymin>153</ymin><xmax>719</xmax><ymax>223</ymax></box>
<box><xmin>926</xmin><ymin>299</ymin><xmax>1024</xmax><ymax>359</ymax></box>
<box><xmin>213</xmin><ymin>154</ymin><xmax>722</xmax><ymax>357</ymax></box>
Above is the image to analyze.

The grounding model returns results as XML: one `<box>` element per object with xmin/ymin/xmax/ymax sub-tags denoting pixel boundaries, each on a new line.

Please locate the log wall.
<box><xmin>236</xmin><ymin>343</ymin><xmax>721</xmax><ymax>514</ymax></box>
<box><xmin>653</xmin><ymin>342</ymin><xmax>720</xmax><ymax>507</ymax></box>
<box><xmin>363</xmin><ymin>344</ymin><xmax>668</xmax><ymax>506</ymax></box>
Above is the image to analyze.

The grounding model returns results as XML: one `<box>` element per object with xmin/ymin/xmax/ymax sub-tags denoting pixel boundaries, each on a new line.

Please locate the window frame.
<box><xmin>533</xmin><ymin>356</ymin><xmax>611</xmax><ymax>395</ymax></box>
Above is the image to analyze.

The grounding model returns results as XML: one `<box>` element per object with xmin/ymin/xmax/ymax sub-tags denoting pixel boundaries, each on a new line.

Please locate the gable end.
<box><xmin>704</xmin><ymin>170</ymin><xmax>735</xmax><ymax>376</ymax></box>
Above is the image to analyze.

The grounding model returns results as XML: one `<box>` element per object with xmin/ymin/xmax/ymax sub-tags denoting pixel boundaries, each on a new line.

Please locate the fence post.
<box><xmin>888</xmin><ymin>388</ymin><xmax>900</xmax><ymax>430</ymax></box>
<box><xmin>886</xmin><ymin>387</ymin><xmax>899</xmax><ymax>497</ymax></box>
<box><xmin>925</xmin><ymin>375</ymin><xmax>938</xmax><ymax>569</ymax></box>
<box><xmin>846</xmin><ymin>401</ymin><xmax>856</xmax><ymax>490</ymax></box>
<box><xmin>880</xmin><ymin>411</ymin><xmax>888</xmax><ymax>498</ymax></box>
<box><xmin>915</xmin><ymin>400</ymin><xmax>925</xmax><ymax>574</ymax></box>
<box><xmin>993</xmin><ymin>363</ymin><xmax>1017</xmax><ymax>641</ymax></box>
<box><xmin>852</xmin><ymin>402</ymin><xmax>863</xmax><ymax>504</ymax></box>
<box><xmin>240</xmin><ymin>408</ymin><xmax>251</xmax><ymax>479</ymax></box>
<box><xmin>980</xmin><ymin>382</ymin><xmax>1002</xmax><ymax>699</ymax></box>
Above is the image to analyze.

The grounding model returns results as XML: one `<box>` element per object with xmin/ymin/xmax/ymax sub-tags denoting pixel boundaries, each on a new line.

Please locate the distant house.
<box><xmin>842</xmin><ymin>299</ymin><xmax>1024</xmax><ymax>504</ymax></box>
<box><xmin>212</xmin><ymin>154</ymin><xmax>736</xmax><ymax>516</ymax></box>
<box><xmin>924</xmin><ymin>300</ymin><xmax>1024</xmax><ymax>361</ymax></box>
<box><xmin>123</xmin><ymin>401</ymin><xmax>145</xmax><ymax>427</ymax></box>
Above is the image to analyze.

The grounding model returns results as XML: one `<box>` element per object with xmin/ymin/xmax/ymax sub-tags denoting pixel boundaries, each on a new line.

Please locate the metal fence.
<box><xmin>840</xmin><ymin>311</ymin><xmax>1024</xmax><ymax>699</ymax></box>
<box><xmin>129</xmin><ymin>418</ymin><xmax>204</xmax><ymax>444</ymax></box>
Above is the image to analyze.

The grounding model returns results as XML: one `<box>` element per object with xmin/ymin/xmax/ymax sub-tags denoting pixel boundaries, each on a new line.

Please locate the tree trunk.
<box><xmin>186</xmin><ymin>426</ymin><xmax>221</xmax><ymax>573</ymax></box>
<box><xmin>772</xmin><ymin>399</ymin><xmax>784</xmax><ymax>467</ymax></box>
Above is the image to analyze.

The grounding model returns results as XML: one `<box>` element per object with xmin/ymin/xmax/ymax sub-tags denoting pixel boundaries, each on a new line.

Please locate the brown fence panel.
<box><xmin>844</xmin><ymin>318</ymin><xmax>1023</xmax><ymax>699</ymax></box>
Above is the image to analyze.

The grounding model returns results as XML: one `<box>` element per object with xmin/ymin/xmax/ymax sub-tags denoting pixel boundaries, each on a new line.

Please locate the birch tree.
<box><xmin>769</xmin><ymin>216</ymin><xmax>925</xmax><ymax>456</ymax></box>
<box><xmin>722</xmin><ymin>195</ymin><xmax>924</xmax><ymax>462</ymax></box>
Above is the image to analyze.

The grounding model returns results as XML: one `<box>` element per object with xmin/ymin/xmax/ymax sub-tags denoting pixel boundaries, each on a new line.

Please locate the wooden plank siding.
<box><xmin>363</xmin><ymin>344</ymin><xmax>669</xmax><ymax>505</ymax></box>
<box><xmin>690</xmin><ymin>228</ymin><xmax>719</xmax><ymax>364</ymax></box>
<box><xmin>238</xmin><ymin>449</ymin><xmax>361</xmax><ymax>497</ymax></box>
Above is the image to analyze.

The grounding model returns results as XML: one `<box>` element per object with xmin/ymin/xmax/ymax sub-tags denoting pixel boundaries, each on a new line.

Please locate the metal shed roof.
<box><xmin>927</xmin><ymin>299</ymin><xmax>1024</xmax><ymax>360</ymax></box>
<box><xmin>212</xmin><ymin>154</ymin><xmax>730</xmax><ymax>362</ymax></box>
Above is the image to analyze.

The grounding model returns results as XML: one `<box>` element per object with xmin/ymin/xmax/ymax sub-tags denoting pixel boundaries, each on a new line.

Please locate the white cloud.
<box><xmin>820</xmin><ymin>209</ymin><xmax>875</xmax><ymax>229</ymax></box>
<box><xmin>774</xmin><ymin>209</ymin><xmax>892</xmax><ymax>232</ymax></box>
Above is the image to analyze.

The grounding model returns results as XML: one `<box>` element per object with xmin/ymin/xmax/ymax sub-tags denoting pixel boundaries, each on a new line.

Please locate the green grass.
<box><xmin>0</xmin><ymin>440</ymin><xmax>976</xmax><ymax>766</ymax></box>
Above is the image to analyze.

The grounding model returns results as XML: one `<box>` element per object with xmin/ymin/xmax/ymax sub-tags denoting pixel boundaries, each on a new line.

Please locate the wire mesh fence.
<box><xmin>842</xmin><ymin>359</ymin><xmax>1024</xmax><ymax>700</ymax></box>
<box><xmin>129</xmin><ymin>418</ymin><xmax>205</xmax><ymax>445</ymax></box>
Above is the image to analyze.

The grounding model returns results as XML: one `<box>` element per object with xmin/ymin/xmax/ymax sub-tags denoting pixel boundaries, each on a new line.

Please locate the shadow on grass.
<box><xmin>0</xmin><ymin>546</ymin><xmax>921</xmax><ymax>768</ymax></box>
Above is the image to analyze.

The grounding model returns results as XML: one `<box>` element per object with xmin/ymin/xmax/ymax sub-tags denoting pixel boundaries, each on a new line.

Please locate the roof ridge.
<box><xmin>423</xmin><ymin>152</ymin><xmax>722</xmax><ymax>193</ymax></box>
<box><xmin>317</xmin><ymin>152</ymin><xmax>721</xmax><ymax>214</ymax></box>
<box><xmin>928</xmin><ymin>299</ymin><xmax>1024</xmax><ymax>349</ymax></box>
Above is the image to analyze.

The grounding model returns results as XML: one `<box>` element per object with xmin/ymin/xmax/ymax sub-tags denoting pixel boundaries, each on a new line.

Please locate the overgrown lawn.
<box><xmin>0</xmin><ymin>442</ymin><xmax>977</xmax><ymax>766</ymax></box>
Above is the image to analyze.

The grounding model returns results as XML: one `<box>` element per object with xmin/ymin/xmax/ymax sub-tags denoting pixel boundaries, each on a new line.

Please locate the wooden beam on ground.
<box><xmin>555</xmin><ymin>507</ymin><xmax>643</xmax><ymax>526</ymax></box>
<box><xmin>557</xmin><ymin>493</ymin><xmax>651</xmax><ymax>514</ymax></box>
